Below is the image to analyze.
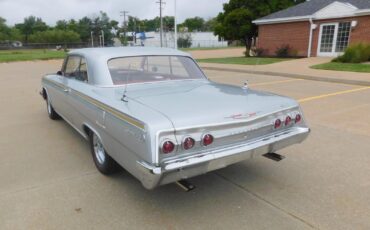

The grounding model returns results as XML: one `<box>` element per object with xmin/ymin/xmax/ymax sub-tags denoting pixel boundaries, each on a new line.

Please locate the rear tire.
<box><xmin>46</xmin><ymin>95</ymin><xmax>60</xmax><ymax>120</ymax></box>
<box><xmin>90</xmin><ymin>132</ymin><xmax>120</xmax><ymax>175</ymax></box>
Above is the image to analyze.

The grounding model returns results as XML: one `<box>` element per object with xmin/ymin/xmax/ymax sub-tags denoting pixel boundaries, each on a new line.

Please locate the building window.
<box><xmin>335</xmin><ymin>22</ymin><xmax>351</xmax><ymax>52</ymax></box>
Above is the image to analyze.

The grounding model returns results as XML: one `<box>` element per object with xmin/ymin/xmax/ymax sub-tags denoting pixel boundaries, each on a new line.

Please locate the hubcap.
<box><xmin>93</xmin><ymin>134</ymin><xmax>106</xmax><ymax>165</ymax></box>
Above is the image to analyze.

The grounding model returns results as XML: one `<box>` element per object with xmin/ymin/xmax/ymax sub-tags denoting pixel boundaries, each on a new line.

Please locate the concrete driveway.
<box><xmin>1</xmin><ymin>60</ymin><xmax>370</xmax><ymax>229</ymax></box>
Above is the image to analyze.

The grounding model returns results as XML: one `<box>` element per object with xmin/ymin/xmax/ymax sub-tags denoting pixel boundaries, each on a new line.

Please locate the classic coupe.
<box><xmin>41</xmin><ymin>47</ymin><xmax>310</xmax><ymax>189</ymax></box>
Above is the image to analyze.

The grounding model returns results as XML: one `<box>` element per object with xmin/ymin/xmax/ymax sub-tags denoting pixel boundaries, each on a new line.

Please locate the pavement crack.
<box><xmin>214</xmin><ymin>172</ymin><xmax>318</xmax><ymax>229</ymax></box>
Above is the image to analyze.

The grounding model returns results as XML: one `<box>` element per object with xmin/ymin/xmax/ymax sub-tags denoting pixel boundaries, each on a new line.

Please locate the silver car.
<box><xmin>41</xmin><ymin>47</ymin><xmax>310</xmax><ymax>190</ymax></box>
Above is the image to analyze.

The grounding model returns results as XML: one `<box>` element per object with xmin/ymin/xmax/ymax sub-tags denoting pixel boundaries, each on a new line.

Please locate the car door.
<box><xmin>55</xmin><ymin>55</ymin><xmax>82</xmax><ymax>123</ymax></box>
<box><xmin>66</xmin><ymin>56</ymin><xmax>96</xmax><ymax>132</ymax></box>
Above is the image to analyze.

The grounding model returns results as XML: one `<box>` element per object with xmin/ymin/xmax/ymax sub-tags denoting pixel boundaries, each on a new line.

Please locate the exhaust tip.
<box><xmin>263</xmin><ymin>152</ymin><xmax>285</xmax><ymax>162</ymax></box>
<box><xmin>176</xmin><ymin>179</ymin><xmax>196</xmax><ymax>192</ymax></box>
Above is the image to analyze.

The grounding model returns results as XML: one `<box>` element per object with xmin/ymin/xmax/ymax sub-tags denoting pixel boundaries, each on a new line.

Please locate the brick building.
<box><xmin>253</xmin><ymin>0</ymin><xmax>370</xmax><ymax>57</ymax></box>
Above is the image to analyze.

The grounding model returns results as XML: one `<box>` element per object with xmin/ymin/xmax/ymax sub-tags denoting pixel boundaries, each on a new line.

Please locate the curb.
<box><xmin>202</xmin><ymin>66</ymin><xmax>370</xmax><ymax>87</ymax></box>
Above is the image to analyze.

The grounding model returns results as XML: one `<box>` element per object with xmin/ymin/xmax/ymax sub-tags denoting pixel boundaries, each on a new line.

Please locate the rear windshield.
<box><xmin>108</xmin><ymin>55</ymin><xmax>206</xmax><ymax>85</ymax></box>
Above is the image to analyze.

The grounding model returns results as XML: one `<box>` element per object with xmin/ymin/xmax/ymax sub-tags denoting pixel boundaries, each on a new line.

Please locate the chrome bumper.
<box><xmin>137</xmin><ymin>127</ymin><xmax>310</xmax><ymax>189</ymax></box>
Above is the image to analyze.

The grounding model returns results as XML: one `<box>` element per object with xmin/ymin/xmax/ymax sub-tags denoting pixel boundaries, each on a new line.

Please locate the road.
<box><xmin>0</xmin><ymin>60</ymin><xmax>369</xmax><ymax>229</ymax></box>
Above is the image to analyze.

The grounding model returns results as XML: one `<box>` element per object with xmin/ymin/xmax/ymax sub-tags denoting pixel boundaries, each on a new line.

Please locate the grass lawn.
<box><xmin>197</xmin><ymin>56</ymin><xmax>293</xmax><ymax>65</ymax></box>
<box><xmin>0</xmin><ymin>49</ymin><xmax>66</xmax><ymax>63</ymax></box>
<box><xmin>311</xmin><ymin>62</ymin><xmax>370</xmax><ymax>73</ymax></box>
<box><xmin>180</xmin><ymin>46</ymin><xmax>243</xmax><ymax>51</ymax></box>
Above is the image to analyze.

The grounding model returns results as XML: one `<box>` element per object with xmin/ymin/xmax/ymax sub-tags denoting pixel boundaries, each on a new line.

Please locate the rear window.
<box><xmin>108</xmin><ymin>56</ymin><xmax>206</xmax><ymax>85</ymax></box>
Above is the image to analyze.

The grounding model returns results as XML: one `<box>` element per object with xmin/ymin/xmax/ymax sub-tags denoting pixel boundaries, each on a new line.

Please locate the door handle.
<box><xmin>63</xmin><ymin>88</ymin><xmax>70</xmax><ymax>93</ymax></box>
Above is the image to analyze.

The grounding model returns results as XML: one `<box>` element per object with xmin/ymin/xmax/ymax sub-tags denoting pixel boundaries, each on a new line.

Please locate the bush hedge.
<box><xmin>333</xmin><ymin>43</ymin><xmax>370</xmax><ymax>63</ymax></box>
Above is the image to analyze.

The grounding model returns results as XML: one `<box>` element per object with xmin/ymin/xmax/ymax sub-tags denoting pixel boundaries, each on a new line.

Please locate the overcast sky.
<box><xmin>0</xmin><ymin>0</ymin><xmax>229</xmax><ymax>25</ymax></box>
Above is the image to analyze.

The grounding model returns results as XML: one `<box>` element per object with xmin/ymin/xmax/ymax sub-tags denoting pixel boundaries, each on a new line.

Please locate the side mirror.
<box><xmin>57</xmin><ymin>71</ymin><xmax>63</xmax><ymax>76</ymax></box>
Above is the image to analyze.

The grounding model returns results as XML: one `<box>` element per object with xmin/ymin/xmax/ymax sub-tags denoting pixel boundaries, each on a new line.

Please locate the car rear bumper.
<box><xmin>136</xmin><ymin>127</ymin><xmax>310</xmax><ymax>189</ymax></box>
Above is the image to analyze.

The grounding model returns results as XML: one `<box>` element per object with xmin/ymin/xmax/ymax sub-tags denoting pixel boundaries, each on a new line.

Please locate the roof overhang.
<box><xmin>253</xmin><ymin>1</ymin><xmax>370</xmax><ymax>25</ymax></box>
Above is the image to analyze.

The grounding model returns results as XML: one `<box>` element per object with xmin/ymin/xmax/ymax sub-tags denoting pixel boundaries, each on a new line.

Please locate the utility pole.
<box><xmin>90</xmin><ymin>31</ymin><xmax>94</xmax><ymax>47</ymax></box>
<box><xmin>101</xmin><ymin>30</ymin><xmax>105</xmax><ymax>47</ymax></box>
<box><xmin>120</xmin><ymin>10</ymin><xmax>129</xmax><ymax>46</ymax></box>
<box><xmin>174</xmin><ymin>0</ymin><xmax>177</xmax><ymax>49</ymax></box>
<box><xmin>156</xmin><ymin>0</ymin><xmax>165</xmax><ymax>47</ymax></box>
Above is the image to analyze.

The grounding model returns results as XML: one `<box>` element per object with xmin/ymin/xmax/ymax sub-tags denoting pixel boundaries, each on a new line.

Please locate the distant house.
<box><xmin>253</xmin><ymin>0</ymin><xmax>370</xmax><ymax>57</ymax></box>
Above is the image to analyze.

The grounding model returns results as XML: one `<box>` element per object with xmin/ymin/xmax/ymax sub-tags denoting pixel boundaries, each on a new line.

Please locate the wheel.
<box><xmin>46</xmin><ymin>95</ymin><xmax>60</xmax><ymax>120</ymax></box>
<box><xmin>90</xmin><ymin>132</ymin><xmax>120</xmax><ymax>175</ymax></box>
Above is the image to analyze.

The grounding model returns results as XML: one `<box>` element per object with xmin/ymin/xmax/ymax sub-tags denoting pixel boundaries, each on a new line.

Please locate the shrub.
<box><xmin>333</xmin><ymin>43</ymin><xmax>370</xmax><ymax>63</ymax></box>
<box><xmin>177</xmin><ymin>33</ymin><xmax>192</xmax><ymax>48</ymax></box>
<box><xmin>29</xmin><ymin>30</ymin><xmax>81</xmax><ymax>44</ymax></box>
<box><xmin>275</xmin><ymin>44</ymin><xmax>292</xmax><ymax>57</ymax></box>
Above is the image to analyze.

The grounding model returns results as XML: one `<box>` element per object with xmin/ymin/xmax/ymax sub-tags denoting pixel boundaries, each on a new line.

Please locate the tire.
<box><xmin>90</xmin><ymin>132</ymin><xmax>120</xmax><ymax>175</ymax></box>
<box><xmin>46</xmin><ymin>95</ymin><xmax>61</xmax><ymax>120</ymax></box>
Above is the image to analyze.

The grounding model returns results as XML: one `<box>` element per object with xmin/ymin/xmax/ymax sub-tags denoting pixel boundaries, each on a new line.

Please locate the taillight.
<box><xmin>202</xmin><ymin>134</ymin><xmax>214</xmax><ymax>146</ymax></box>
<box><xmin>162</xmin><ymin>141</ymin><xmax>175</xmax><ymax>154</ymax></box>
<box><xmin>285</xmin><ymin>116</ymin><xmax>292</xmax><ymax>126</ymax></box>
<box><xmin>295</xmin><ymin>114</ymin><xmax>302</xmax><ymax>123</ymax></box>
<box><xmin>183</xmin><ymin>137</ymin><xmax>195</xmax><ymax>150</ymax></box>
<box><xmin>274</xmin><ymin>119</ymin><xmax>282</xmax><ymax>129</ymax></box>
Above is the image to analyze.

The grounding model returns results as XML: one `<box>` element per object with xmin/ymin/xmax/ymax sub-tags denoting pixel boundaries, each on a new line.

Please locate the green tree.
<box><xmin>180</xmin><ymin>17</ymin><xmax>205</xmax><ymax>32</ymax></box>
<box><xmin>55</xmin><ymin>20</ymin><xmax>68</xmax><ymax>30</ymax></box>
<box><xmin>15</xmin><ymin>16</ymin><xmax>48</xmax><ymax>43</ymax></box>
<box><xmin>215</xmin><ymin>0</ymin><xmax>305</xmax><ymax>54</ymax></box>
<box><xmin>91</xmin><ymin>11</ymin><xmax>115</xmax><ymax>45</ymax></box>
<box><xmin>204</xmin><ymin>17</ymin><xmax>217</xmax><ymax>31</ymax></box>
<box><xmin>0</xmin><ymin>18</ymin><xmax>23</xmax><ymax>42</ymax></box>
<box><xmin>0</xmin><ymin>17</ymin><xmax>11</xmax><ymax>41</ymax></box>
<box><xmin>77</xmin><ymin>17</ymin><xmax>93</xmax><ymax>42</ymax></box>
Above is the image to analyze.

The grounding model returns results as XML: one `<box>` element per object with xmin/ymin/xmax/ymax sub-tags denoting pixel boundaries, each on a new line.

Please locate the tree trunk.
<box><xmin>244</xmin><ymin>37</ymin><xmax>252</xmax><ymax>57</ymax></box>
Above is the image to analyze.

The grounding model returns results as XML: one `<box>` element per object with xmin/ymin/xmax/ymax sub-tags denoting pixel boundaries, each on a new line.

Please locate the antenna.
<box><xmin>121</xmin><ymin>64</ymin><xmax>132</xmax><ymax>102</ymax></box>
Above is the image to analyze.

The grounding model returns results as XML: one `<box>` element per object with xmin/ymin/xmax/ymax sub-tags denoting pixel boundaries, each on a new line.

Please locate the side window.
<box><xmin>63</xmin><ymin>56</ymin><xmax>88</xmax><ymax>83</ymax></box>
<box><xmin>77</xmin><ymin>58</ymin><xmax>88</xmax><ymax>82</ymax></box>
<box><xmin>64</xmin><ymin>56</ymin><xmax>81</xmax><ymax>78</ymax></box>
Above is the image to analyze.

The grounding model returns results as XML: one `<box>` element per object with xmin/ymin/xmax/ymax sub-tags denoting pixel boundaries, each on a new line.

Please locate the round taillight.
<box><xmin>274</xmin><ymin>119</ymin><xmax>282</xmax><ymax>129</ymax></box>
<box><xmin>202</xmin><ymin>134</ymin><xmax>214</xmax><ymax>146</ymax></box>
<box><xmin>295</xmin><ymin>114</ymin><xmax>302</xmax><ymax>123</ymax></box>
<box><xmin>285</xmin><ymin>116</ymin><xmax>292</xmax><ymax>126</ymax></box>
<box><xmin>162</xmin><ymin>141</ymin><xmax>175</xmax><ymax>154</ymax></box>
<box><xmin>183</xmin><ymin>137</ymin><xmax>195</xmax><ymax>150</ymax></box>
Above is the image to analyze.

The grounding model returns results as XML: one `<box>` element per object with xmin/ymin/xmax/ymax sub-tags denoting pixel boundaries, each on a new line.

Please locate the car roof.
<box><xmin>69</xmin><ymin>47</ymin><xmax>191</xmax><ymax>60</ymax></box>
<box><xmin>67</xmin><ymin>47</ymin><xmax>194</xmax><ymax>86</ymax></box>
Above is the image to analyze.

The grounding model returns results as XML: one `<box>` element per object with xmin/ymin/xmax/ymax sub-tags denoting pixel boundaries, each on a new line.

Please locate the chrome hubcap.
<box><xmin>93</xmin><ymin>134</ymin><xmax>105</xmax><ymax>165</ymax></box>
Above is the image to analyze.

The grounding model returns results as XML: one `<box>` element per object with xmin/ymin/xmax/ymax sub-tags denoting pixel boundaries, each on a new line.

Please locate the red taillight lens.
<box><xmin>162</xmin><ymin>141</ymin><xmax>175</xmax><ymax>154</ymax></box>
<box><xmin>285</xmin><ymin>116</ymin><xmax>292</xmax><ymax>126</ymax></box>
<box><xmin>295</xmin><ymin>114</ymin><xmax>302</xmax><ymax>123</ymax></box>
<box><xmin>274</xmin><ymin>119</ymin><xmax>282</xmax><ymax>129</ymax></box>
<box><xmin>202</xmin><ymin>134</ymin><xmax>214</xmax><ymax>146</ymax></box>
<box><xmin>183</xmin><ymin>137</ymin><xmax>195</xmax><ymax>150</ymax></box>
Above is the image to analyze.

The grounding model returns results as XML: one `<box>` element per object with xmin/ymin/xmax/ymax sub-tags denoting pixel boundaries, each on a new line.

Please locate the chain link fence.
<box><xmin>0</xmin><ymin>42</ymin><xmax>89</xmax><ymax>50</ymax></box>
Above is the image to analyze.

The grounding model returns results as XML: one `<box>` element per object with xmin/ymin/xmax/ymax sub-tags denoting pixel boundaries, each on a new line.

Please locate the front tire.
<box><xmin>46</xmin><ymin>95</ymin><xmax>60</xmax><ymax>120</ymax></box>
<box><xmin>90</xmin><ymin>132</ymin><xmax>120</xmax><ymax>175</ymax></box>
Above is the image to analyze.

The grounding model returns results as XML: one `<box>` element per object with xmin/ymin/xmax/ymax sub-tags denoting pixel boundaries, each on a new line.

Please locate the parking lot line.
<box><xmin>250</xmin><ymin>79</ymin><xmax>303</xmax><ymax>86</ymax></box>
<box><xmin>299</xmin><ymin>86</ymin><xmax>370</xmax><ymax>103</ymax></box>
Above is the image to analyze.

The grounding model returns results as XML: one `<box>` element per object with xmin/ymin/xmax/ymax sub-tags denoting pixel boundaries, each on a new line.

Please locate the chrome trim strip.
<box><xmin>43</xmin><ymin>78</ymin><xmax>145</xmax><ymax>130</ymax></box>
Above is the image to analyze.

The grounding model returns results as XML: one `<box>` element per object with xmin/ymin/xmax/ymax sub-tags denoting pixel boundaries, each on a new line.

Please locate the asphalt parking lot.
<box><xmin>1</xmin><ymin>60</ymin><xmax>370</xmax><ymax>229</ymax></box>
